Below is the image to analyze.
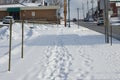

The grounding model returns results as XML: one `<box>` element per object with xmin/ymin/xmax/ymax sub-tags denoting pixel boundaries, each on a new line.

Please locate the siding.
<box><xmin>20</xmin><ymin>9</ymin><xmax>57</xmax><ymax>21</ymax></box>
<box><xmin>0</xmin><ymin>11</ymin><xmax>8</xmax><ymax>20</ymax></box>
<box><xmin>0</xmin><ymin>6</ymin><xmax>59</xmax><ymax>23</ymax></box>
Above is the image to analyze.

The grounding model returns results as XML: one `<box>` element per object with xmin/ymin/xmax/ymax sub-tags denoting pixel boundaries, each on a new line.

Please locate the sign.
<box><xmin>32</xmin><ymin>12</ymin><xmax>35</xmax><ymax>17</ymax></box>
<box><xmin>7</xmin><ymin>7</ymin><xmax>20</xmax><ymax>12</ymax></box>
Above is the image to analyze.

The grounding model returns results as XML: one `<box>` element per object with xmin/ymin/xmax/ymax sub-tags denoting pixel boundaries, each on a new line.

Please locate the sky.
<box><xmin>65</xmin><ymin>0</ymin><xmax>97</xmax><ymax>19</ymax></box>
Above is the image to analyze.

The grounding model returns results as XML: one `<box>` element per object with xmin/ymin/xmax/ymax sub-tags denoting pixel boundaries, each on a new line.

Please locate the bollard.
<box><xmin>21</xmin><ymin>20</ymin><xmax>24</xmax><ymax>58</ymax></box>
<box><xmin>8</xmin><ymin>19</ymin><xmax>12</xmax><ymax>71</ymax></box>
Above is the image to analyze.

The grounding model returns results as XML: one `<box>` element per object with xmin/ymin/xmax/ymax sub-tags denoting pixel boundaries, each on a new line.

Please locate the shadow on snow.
<box><xmin>25</xmin><ymin>34</ymin><xmax>120</xmax><ymax>46</ymax></box>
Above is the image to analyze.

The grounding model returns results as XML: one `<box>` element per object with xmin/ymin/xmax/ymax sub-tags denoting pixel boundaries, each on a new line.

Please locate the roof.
<box><xmin>0</xmin><ymin>3</ymin><xmax>60</xmax><ymax>11</ymax></box>
<box><xmin>110</xmin><ymin>0</ymin><xmax>120</xmax><ymax>2</ymax></box>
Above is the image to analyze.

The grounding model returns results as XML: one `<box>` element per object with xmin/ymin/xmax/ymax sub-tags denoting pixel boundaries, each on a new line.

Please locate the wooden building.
<box><xmin>0</xmin><ymin>3</ymin><xmax>60</xmax><ymax>23</ymax></box>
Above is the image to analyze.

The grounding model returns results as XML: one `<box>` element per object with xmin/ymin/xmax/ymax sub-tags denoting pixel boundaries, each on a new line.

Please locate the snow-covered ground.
<box><xmin>0</xmin><ymin>22</ymin><xmax>120</xmax><ymax>80</ymax></box>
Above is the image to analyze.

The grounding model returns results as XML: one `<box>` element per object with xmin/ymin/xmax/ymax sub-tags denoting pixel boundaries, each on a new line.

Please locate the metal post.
<box><xmin>77</xmin><ymin>8</ymin><xmax>80</xmax><ymax>28</ymax></box>
<box><xmin>68</xmin><ymin>0</ymin><xmax>70</xmax><ymax>27</ymax></box>
<box><xmin>87</xmin><ymin>0</ymin><xmax>89</xmax><ymax>19</ymax></box>
<box><xmin>110</xmin><ymin>25</ymin><xmax>112</xmax><ymax>45</ymax></box>
<box><xmin>104</xmin><ymin>0</ymin><xmax>107</xmax><ymax>43</ymax></box>
<box><xmin>82</xmin><ymin>3</ymin><xmax>85</xmax><ymax>19</ymax></box>
<box><xmin>21</xmin><ymin>20</ymin><xmax>24</xmax><ymax>58</ymax></box>
<box><xmin>91</xmin><ymin>0</ymin><xmax>94</xmax><ymax>19</ymax></box>
<box><xmin>87</xmin><ymin>0</ymin><xmax>89</xmax><ymax>12</ymax></box>
<box><xmin>8</xmin><ymin>19</ymin><xmax>12</xmax><ymax>71</ymax></box>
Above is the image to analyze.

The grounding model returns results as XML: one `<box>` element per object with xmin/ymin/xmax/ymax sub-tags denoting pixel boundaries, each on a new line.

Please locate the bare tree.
<box><xmin>47</xmin><ymin>0</ymin><xmax>63</xmax><ymax>6</ymax></box>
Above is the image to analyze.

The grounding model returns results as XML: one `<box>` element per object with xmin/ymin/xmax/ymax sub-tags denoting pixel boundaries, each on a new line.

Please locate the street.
<box><xmin>75</xmin><ymin>21</ymin><xmax>120</xmax><ymax>41</ymax></box>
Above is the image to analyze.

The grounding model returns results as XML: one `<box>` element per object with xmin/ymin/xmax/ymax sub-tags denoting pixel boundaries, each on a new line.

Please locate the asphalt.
<box><xmin>76</xmin><ymin>21</ymin><xmax>120</xmax><ymax>41</ymax></box>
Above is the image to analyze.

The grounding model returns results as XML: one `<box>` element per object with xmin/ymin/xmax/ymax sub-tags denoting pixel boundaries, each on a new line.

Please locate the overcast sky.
<box><xmin>63</xmin><ymin>0</ymin><xmax>97</xmax><ymax>19</ymax></box>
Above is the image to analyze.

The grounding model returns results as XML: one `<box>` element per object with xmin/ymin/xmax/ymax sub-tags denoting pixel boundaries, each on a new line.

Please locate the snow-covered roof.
<box><xmin>0</xmin><ymin>3</ymin><xmax>59</xmax><ymax>11</ymax></box>
<box><xmin>0</xmin><ymin>3</ymin><xmax>41</xmax><ymax>8</ymax></box>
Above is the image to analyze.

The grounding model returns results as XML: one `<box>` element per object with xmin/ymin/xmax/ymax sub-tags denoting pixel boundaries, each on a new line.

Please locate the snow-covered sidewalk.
<box><xmin>0</xmin><ymin>22</ymin><xmax>120</xmax><ymax>80</ymax></box>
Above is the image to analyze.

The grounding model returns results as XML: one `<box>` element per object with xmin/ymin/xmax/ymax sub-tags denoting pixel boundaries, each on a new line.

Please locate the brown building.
<box><xmin>0</xmin><ymin>4</ymin><xmax>60</xmax><ymax>23</ymax></box>
<box><xmin>97</xmin><ymin>0</ymin><xmax>119</xmax><ymax>17</ymax></box>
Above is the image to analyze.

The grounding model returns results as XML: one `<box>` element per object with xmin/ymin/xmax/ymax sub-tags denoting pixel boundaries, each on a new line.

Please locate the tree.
<box><xmin>47</xmin><ymin>0</ymin><xmax>63</xmax><ymax>7</ymax></box>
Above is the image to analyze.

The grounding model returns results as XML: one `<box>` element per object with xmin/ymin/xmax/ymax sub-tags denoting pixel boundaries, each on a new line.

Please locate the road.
<box><xmin>76</xmin><ymin>21</ymin><xmax>120</xmax><ymax>41</ymax></box>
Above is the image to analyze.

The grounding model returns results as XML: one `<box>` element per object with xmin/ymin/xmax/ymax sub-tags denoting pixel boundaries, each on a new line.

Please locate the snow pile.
<box><xmin>0</xmin><ymin>23</ymin><xmax>50</xmax><ymax>40</ymax></box>
<box><xmin>0</xmin><ymin>26</ymin><xmax>9</xmax><ymax>40</ymax></box>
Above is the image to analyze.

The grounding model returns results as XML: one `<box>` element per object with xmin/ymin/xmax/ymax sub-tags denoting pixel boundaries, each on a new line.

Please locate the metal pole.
<box><xmin>77</xmin><ymin>8</ymin><xmax>80</xmax><ymax>28</ymax></box>
<box><xmin>91</xmin><ymin>0</ymin><xmax>94</xmax><ymax>19</ymax></box>
<box><xmin>110</xmin><ymin>25</ymin><xmax>112</xmax><ymax>45</ymax></box>
<box><xmin>104</xmin><ymin>0</ymin><xmax>107</xmax><ymax>43</ymax></box>
<box><xmin>82</xmin><ymin>3</ymin><xmax>85</xmax><ymax>19</ymax></box>
<box><xmin>87</xmin><ymin>0</ymin><xmax>89</xmax><ymax>19</ymax></box>
<box><xmin>21</xmin><ymin>20</ymin><xmax>24</xmax><ymax>58</ymax></box>
<box><xmin>106</xmin><ymin>0</ymin><xmax>109</xmax><ymax>43</ymax></box>
<box><xmin>8</xmin><ymin>19</ymin><xmax>12</xmax><ymax>71</ymax></box>
<box><xmin>68</xmin><ymin>0</ymin><xmax>70</xmax><ymax>27</ymax></box>
<box><xmin>87</xmin><ymin>0</ymin><xmax>89</xmax><ymax>12</ymax></box>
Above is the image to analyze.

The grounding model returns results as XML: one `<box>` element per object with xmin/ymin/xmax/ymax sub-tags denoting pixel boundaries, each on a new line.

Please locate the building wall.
<box><xmin>98</xmin><ymin>0</ymin><xmax>118</xmax><ymax>17</ymax></box>
<box><xmin>110</xmin><ymin>2</ymin><xmax>117</xmax><ymax>17</ymax></box>
<box><xmin>20</xmin><ymin>9</ymin><xmax>57</xmax><ymax>21</ymax></box>
<box><xmin>0</xmin><ymin>11</ymin><xmax>8</xmax><ymax>20</ymax></box>
<box><xmin>0</xmin><ymin>9</ymin><xmax>58</xmax><ymax>23</ymax></box>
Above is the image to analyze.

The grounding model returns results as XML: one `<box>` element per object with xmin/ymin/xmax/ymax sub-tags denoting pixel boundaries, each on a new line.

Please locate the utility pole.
<box><xmin>77</xmin><ymin>8</ymin><xmax>80</xmax><ymax>28</ymax></box>
<box><xmin>68</xmin><ymin>0</ymin><xmax>70</xmax><ymax>27</ymax></box>
<box><xmin>64</xmin><ymin>0</ymin><xmax>67</xmax><ymax>27</ymax></box>
<box><xmin>104</xmin><ymin>0</ymin><xmax>109</xmax><ymax>43</ymax></box>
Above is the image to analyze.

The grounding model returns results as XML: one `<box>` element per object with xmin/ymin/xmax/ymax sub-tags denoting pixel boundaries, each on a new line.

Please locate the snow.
<box><xmin>0</xmin><ymin>22</ymin><xmax>120</xmax><ymax>80</ymax></box>
<box><xmin>110</xmin><ymin>17</ymin><xmax>120</xmax><ymax>26</ymax></box>
<box><xmin>0</xmin><ymin>3</ymin><xmax>41</xmax><ymax>9</ymax></box>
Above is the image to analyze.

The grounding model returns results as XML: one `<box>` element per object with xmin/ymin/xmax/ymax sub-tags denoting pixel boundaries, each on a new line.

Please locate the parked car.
<box><xmin>2</xmin><ymin>16</ymin><xmax>14</xmax><ymax>24</ymax></box>
<box><xmin>89</xmin><ymin>18</ymin><xmax>94</xmax><ymax>22</ymax></box>
<box><xmin>84</xmin><ymin>18</ymin><xmax>89</xmax><ymax>22</ymax></box>
<box><xmin>97</xmin><ymin>17</ymin><xmax>104</xmax><ymax>25</ymax></box>
<box><xmin>72</xmin><ymin>18</ymin><xmax>77</xmax><ymax>22</ymax></box>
